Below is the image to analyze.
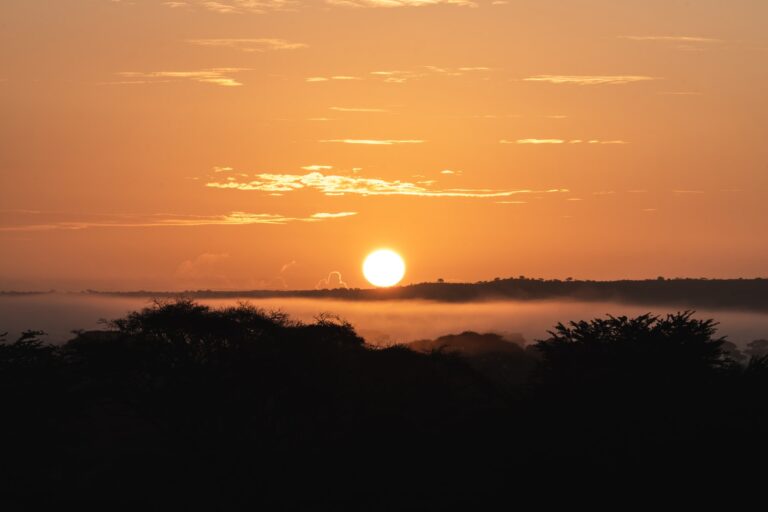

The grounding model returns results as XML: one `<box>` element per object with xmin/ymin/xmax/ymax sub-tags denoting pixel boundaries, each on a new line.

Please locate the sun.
<box><xmin>363</xmin><ymin>249</ymin><xmax>406</xmax><ymax>288</ymax></box>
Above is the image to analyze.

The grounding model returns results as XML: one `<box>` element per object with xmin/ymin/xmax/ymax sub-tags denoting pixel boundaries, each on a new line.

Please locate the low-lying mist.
<box><xmin>2</xmin><ymin>293</ymin><xmax>768</xmax><ymax>346</ymax></box>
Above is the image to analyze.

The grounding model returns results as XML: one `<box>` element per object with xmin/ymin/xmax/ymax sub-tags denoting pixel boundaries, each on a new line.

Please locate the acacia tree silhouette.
<box><xmin>527</xmin><ymin>312</ymin><xmax>757</xmax><ymax>470</ymax></box>
<box><xmin>534</xmin><ymin>312</ymin><xmax>731</xmax><ymax>387</ymax></box>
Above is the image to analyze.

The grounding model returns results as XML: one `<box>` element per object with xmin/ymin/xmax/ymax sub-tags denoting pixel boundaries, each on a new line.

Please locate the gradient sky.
<box><xmin>1</xmin><ymin>0</ymin><xmax>767</xmax><ymax>290</ymax></box>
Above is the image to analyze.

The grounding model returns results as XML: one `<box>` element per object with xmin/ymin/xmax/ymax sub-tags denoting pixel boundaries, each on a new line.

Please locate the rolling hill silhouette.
<box><xmin>83</xmin><ymin>277</ymin><xmax>768</xmax><ymax>312</ymax></box>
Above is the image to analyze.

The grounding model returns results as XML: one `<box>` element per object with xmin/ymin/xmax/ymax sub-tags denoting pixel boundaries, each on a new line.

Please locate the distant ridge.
<box><xmin>80</xmin><ymin>277</ymin><xmax>768</xmax><ymax>312</ymax></box>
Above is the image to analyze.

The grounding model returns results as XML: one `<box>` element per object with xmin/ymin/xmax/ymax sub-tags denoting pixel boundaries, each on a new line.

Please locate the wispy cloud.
<box><xmin>368</xmin><ymin>70</ymin><xmax>417</xmax><ymax>83</ymax></box>
<box><xmin>325</xmin><ymin>0</ymin><xmax>475</xmax><ymax>8</ymax></box>
<box><xmin>205</xmin><ymin>171</ymin><xmax>569</xmax><ymax>198</ymax></box>
<box><xmin>376</xmin><ymin>66</ymin><xmax>489</xmax><ymax>82</ymax></box>
<box><xmin>175</xmin><ymin>252</ymin><xmax>229</xmax><ymax>280</ymax></box>
<box><xmin>502</xmin><ymin>139</ymin><xmax>628</xmax><ymax>145</ymax></box>
<box><xmin>114</xmin><ymin>68</ymin><xmax>249</xmax><ymax>87</ymax></box>
<box><xmin>187</xmin><ymin>38</ymin><xmax>307</xmax><ymax>52</ymax></box>
<box><xmin>316</xmin><ymin>271</ymin><xmax>347</xmax><ymax>290</ymax></box>
<box><xmin>620</xmin><ymin>36</ymin><xmax>722</xmax><ymax>43</ymax></box>
<box><xmin>329</xmin><ymin>107</ymin><xmax>389</xmax><ymax>112</ymax></box>
<box><xmin>620</xmin><ymin>35</ymin><xmax>724</xmax><ymax>52</ymax></box>
<box><xmin>0</xmin><ymin>210</ymin><xmax>357</xmax><ymax>232</ymax></box>
<box><xmin>166</xmin><ymin>0</ymin><xmax>472</xmax><ymax>12</ymax></box>
<box><xmin>466</xmin><ymin>114</ymin><xmax>521</xmax><ymax>119</ymax></box>
<box><xmin>280</xmin><ymin>260</ymin><xmax>297</xmax><ymax>273</ymax></box>
<box><xmin>190</xmin><ymin>0</ymin><xmax>296</xmax><ymax>14</ymax></box>
<box><xmin>658</xmin><ymin>91</ymin><xmax>703</xmax><ymax>96</ymax></box>
<box><xmin>309</xmin><ymin>66</ymin><xmax>490</xmax><ymax>84</ymax></box>
<box><xmin>506</xmin><ymin>139</ymin><xmax>565</xmax><ymax>144</ymax></box>
<box><xmin>311</xmin><ymin>212</ymin><xmax>358</xmax><ymax>219</ymax></box>
<box><xmin>306</xmin><ymin>76</ymin><xmax>362</xmax><ymax>82</ymax></box>
<box><xmin>523</xmin><ymin>75</ymin><xmax>657</xmax><ymax>85</ymax></box>
<box><xmin>319</xmin><ymin>139</ymin><xmax>424</xmax><ymax>145</ymax></box>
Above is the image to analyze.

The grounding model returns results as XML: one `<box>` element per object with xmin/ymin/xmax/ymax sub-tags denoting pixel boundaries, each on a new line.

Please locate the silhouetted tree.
<box><xmin>528</xmin><ymin>312</ymin><xmax>748</xmax><ymax>469</ymax></box>
<box><xmin>535</xmin><ymin>312</ymin><xmax>730</xmax><ymax>380</ymax></box>
<box><xmin>746</xmin><ymin>339</ymin><xmax>768</xmax><ymax>358</ymax></box>
<box><xmin>721</xmin><ymin>340</ymin><xmax>747</xmax><ymax>364</ymax></box>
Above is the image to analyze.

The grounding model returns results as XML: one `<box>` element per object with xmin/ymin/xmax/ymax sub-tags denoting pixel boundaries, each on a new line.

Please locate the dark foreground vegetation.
<box><xmin>2</xmin><ymin>300</ymin><xmax>768</xmax><ymax>504</ymax></box>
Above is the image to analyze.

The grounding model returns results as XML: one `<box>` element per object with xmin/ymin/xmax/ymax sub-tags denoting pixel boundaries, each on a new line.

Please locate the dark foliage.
<box><xmin>534</xmin><ymin>312</ymin><xmax>730</xmax><ymax>392</ymax></box>
<box><xmin>2</xmin><ymin>301</ymin><xmax>768</xmax><ymax>505</ymax></box>
<box><xmin>407</xmin><ymin>331</ymin><xmax>538</xmax><ymax>392</ymax></box>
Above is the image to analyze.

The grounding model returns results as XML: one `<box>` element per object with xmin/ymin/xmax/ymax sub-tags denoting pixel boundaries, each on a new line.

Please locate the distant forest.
<box><xmin>74</xmin><ymin>277</ymin><xmax>768</xmax><ymax>312</ymax></box>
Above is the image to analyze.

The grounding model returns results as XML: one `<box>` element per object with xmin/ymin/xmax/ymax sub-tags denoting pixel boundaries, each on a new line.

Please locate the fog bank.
<box><xmin>2</xmin><ymin>294</ymin><xmax>768</xmax><ymax>347</ymax></box>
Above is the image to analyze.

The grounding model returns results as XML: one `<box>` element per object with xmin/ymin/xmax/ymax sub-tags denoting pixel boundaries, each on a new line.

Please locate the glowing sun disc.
<box><xmin>363</xmin><ymin>249</ymin><xmax>406</xmax><ymax>287</ymax></box>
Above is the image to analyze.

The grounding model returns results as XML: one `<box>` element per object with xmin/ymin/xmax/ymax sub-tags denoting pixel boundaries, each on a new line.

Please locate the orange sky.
<box><xmin>1</xmin><ymin>0</ymin><xmax>767</xmax><ymax>290</ymax></box>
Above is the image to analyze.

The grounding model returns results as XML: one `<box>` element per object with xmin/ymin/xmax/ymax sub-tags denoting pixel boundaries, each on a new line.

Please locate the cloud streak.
<box><xmin>308</xmin><ymin>66</ymin><xmax>490</xmax><ymax>84</ymax></box>
<box><xmin>326</xmin><ymin>0</ymin><xmax>475</xmax><ymax>8</ymax></box>
<box><xmin>186</xmin><ymin>38</ymin><xmax>307</xmax><ymax>52</ymax></box>
<box><xmin>523</xmin><ymin>75</ymin><xmax>656</xmax><ymax>85</ymax></box>
<box><xmin>165</xmin><ymin>0</ymin><xmax>472</xmax><ymax>12</ymax></box>
<box><xmin>115</xmin><ymin>68</ymin><xmax>249</xmax><ymax>87</ymax></box>
<box><xmin>310</xmin><ymin>212</ymin><xmax>358</xmax><ymax>219</ymax></box>
<box><xmin>205</xmin><ymin>171</ymin><xmax>569</xmax><ymax>198</ymax></box>
<box><xmin>329</xmin><ymin>107</ymin><xmax>389</xmax><ymax>112</ymax></box>
<box><xmin>502</xmin><ymin>139</ymin><xmax>628</xmax><ymax>145</ymax></box>
<box><xmin>319</xmin><ymin>139</ymin><xmax>424</xmax><ymax>145</ymax></box>
<box><xmin>306</xmin><ymin>76</ymin><xmax>362</xmax><ymax>82</ymax></box>
<box><xmin>189</xmin><ymin>0</ymin><xmax>296</xmax><ymax>14</ymax></box>
<box><xmin>0</xmin><ymin>210</ymin><xmax>357</xmax><ymax>232</ymax></box>
<box><xmin>508</xmin><ymin>139</ymin><xmax>565</xmax><ymax>144</ymax></box>
<box><xmin>620</xmin><ymin>36</ymin><xmax>722</xmax><ymax>43</ymax></box>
